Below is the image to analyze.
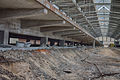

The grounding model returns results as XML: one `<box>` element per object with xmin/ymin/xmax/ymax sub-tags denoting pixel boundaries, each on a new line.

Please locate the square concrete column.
<box><xmin>50</xmin><ymin>40</ymin><xmax>55</xmax><ymax>46</ymax></box>
<box><xmin>4</xmin><ymin>30</ymin><xmax>9</xmax><ymax>45</ymax></box>
<box><xmin>59</xmin><ymin>40</ymin><xmax>65</xmax><ymax>47</ymax></box>
<box><xmin>0</xmin><ymin>31</ymin><xmax>4</xmax><ymax>44</ymax></box>
<box><xmin>0</xmin><ymin>30</ymin><xmax>9</xmax><ymax>45</ymax></box>
<box><xmin>93</xmin><ymin>40</ymin><xmax>96</xmax><ymax>48</ymax></box>
<box><xmin>70</xmin><ymin>42</ymin><xmax>74</xmax><ymax>47</ymax></box>
<box><xmin>40</xmin><ymin>37</ymin><xmax>48</xmax><ymax>47</ymax></box>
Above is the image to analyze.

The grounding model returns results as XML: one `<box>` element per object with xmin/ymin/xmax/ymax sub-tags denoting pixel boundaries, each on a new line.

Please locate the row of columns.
<box><xmin>40</xmin><ymin>37</ymin><xmax>76</xmax><ymax>47</ymax></box>
<box><xmin>0</xmin><ymin>30</ymin><xmax>96</xmax><ymax>48</ymax></box>
<box><xmin>40</xmin><ymin>38</ymin><xmax>95</xmax><ymax>47</ymax></box>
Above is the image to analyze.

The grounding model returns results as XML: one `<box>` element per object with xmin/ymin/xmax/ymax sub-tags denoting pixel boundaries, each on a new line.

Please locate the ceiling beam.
<box><xmin>67</xmin><ymin>34</ymin><xmax>86</xmax><ymax>38</ymax></box>
<box><xmin>61</xmin><ymin>32</ymin><xmax>83</xmax><ymax>37</ymax></box>
<box><xmin>40</xmin><ymin>26</ymin><xmax>74</xmax><ymax>33</ymax></box>
<box><xmin>21</xmin><ymin>20</ymin><xmax>65</xmax><ymax>29</ymax></box>
<box><xmin>53</xmin><ymin>30</ymin><xmax>80</xmax><ymax>35</ymax></box>
<box><xmin>0</xmin><ymin>8</ymin><xmax>48</xmax><ymax>20</ymax></box>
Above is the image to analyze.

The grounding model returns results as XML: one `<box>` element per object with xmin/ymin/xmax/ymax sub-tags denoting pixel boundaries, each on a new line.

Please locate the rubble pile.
<box><xmin>0</xmin><ymin>48</ymin><xmax>120</xmax><ymax>80</ymax></box>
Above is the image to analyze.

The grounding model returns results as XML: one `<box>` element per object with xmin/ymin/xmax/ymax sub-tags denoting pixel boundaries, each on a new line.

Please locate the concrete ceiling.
<box><xmin>0</xmin><ymin>0</ymin><xmax>43</xmax><ymax>8</ymax></box>
<box><xmin>0</xmin><ymin>0</ymin><xmax>102</xmax><ymax>45</ymax></box>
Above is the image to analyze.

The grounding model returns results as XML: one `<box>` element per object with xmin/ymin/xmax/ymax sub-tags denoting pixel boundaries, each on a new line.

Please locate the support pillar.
<box><xmin>110</xmin><ymin>37</ymin><xmax>111</xmax><ymax>42</ymax></box>
<box><xmin>50</xmin><ymin>40</ymin><xmax>55</xmax><ymax>46</ymax></box>
<box><xmin>93</xmin><ymin>40</ymin><xmax>95</xmax><ymax>48</ymax></box>
<box><xmin>106</xmin><ymin>36</ymin><xmax>107</xmax><ymax>42</ymax></box>
<box><xmin>102</xmin><ymin>36</ymin><xmax>103</xmax><ymax>42</ymax></box>
<box><xmin>0</xmin><ymin>31</ymin><xmax>4</xmax><ymax>44</ymax></box>
<box><xmin>59</xmin><ymin>40</ymin><xmax>65</xmax><ymax>47</ymax></box>
<box><xmin>4</xmin><ymin>30</ymin><xmax>9</xmax><ymax>45</ymax></box>
<box><xmin>71</xmin><ymin>42</ymin><xmax>74</xmax><ymax>47</ymax></box>
<box><xmin>40</xmin><ymin>37</ymin><xmax>48</xmax><ymax>47</ymax></box>
<box><xmin>0</xmin><ymin>30</ymin><xmax>9</xmax><ymax>45</ymax></box>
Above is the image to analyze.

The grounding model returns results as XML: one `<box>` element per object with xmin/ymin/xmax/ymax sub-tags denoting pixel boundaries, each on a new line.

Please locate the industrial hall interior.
<box><xmin>0</xmin><ymin>0</ymin><xmax>120</xmax><ymax>80</ymax></box>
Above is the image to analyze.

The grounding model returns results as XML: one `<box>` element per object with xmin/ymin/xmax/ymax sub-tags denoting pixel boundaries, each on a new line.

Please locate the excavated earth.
<box><xmin>0</xmin><ymin>47</ymin><xmax>120</xmax><ymax>80</ymax></box>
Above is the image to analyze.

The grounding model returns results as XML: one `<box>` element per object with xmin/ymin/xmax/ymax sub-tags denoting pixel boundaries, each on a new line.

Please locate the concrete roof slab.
<box><xmin>0</xmin><ymin>0</ymin><xmax>43</xmax><ymax>8</ymax></box>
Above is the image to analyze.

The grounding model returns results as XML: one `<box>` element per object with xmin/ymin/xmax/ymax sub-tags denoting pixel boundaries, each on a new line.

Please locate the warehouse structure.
<box><xmin>1</xmin><ymin>0</ymin><xmax>120</xmax><ymax>80</ymax></box>
<box><xmin>0</xmin><ymin>0</ymin><xmax>120</xmax><ymax>48</ymax></box>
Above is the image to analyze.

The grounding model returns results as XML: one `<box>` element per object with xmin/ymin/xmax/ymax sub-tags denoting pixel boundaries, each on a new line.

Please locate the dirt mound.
<box><xmin>0</xmin><ymin>48</ymin><xmax>120</xmax><ymax>80</ymax></box>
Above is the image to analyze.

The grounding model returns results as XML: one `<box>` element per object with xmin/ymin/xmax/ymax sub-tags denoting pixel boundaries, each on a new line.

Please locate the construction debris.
<box><xmin>0</xmin><ymin>48</ymin><xmax>120</xmax><ymax>80</ymax></box>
